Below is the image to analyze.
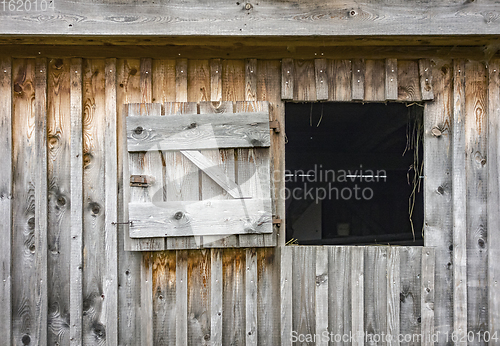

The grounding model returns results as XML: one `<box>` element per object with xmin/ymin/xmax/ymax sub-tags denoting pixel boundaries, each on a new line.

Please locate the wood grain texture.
<box><xmin>364</xmin><ymin>59</ymin><xmax>385</xmax><ymax>101</ymax></box>
<box><xmin>452</xmin><ymin>59</ymin><xmax>467</xmax><ymax>344</ymax></box>
<box><xmin>153</xmin><ymin>251</ymin><xmax>176</xmax><ymax>345</ymax></box>
<box><xmin>141</xmin><ymin>253</ymin><xmax>153</xmax><ymax>346</ymax></box>
<box><xmin>328</xmin><ymin>60</ymin><xmax>352</xmax><ymax>101</ymax></box>
<box><xmin>385</xmin><ymin>58</ymin><xmax>398</xmax><ymax>100</ymax></box>
<box><xmin>176</xmin><ymin>250</ymin><xmax>188</xmax><ymax>346</ymax></box>
<box><xmin>281</xmin><ymin>247</ymin><xmax>293</xmax><ymax>346</ymax></box>
<box><xmin>294</xmin><ymin>60</ymin><xmax>316</xmax><ymax>101</ymax></box>
<box><xmin>222</xmin><ymin>60</ymin><xmax>245</xmax><ymax>102</ymax></box>
<box><xmin>33</xmin><ymin>57</ymin><xmax>49</xmax><ymax>346</ymax></box>
<box><xmin>423</xmin><ymin>59</ymin><xmax>453</xmax><ymax>346</ymax></box>
<box><xmin>329</xmin><ymin>246</ymin><xmax>352</xmax><ymax>346</ymax></box>
<box><xmin>419</xmin><ymin>59</ymin><xmax>434</xmax><ymax>101</ymax></box>
<box><xmin>211</xmin><ymin>249</ymin><xmax>223</xmax><ymax>346</ymax></box>
<box><xmin>69</xmin><ymin>58</ymin><xmax>83</xmax><ymax>346</ymax></box>
<box><xmin>188</xmin><ymin>60</ymin><xmax>210</xmax><ymax>102</ymax></box>
<box><xmin>246</xmin><ymin>248</ymin><xmax>258</xmax><ymax>346</ymax></box>
<box><xmin>152</xmin><ymin>59</ymin><xmax>176</xmax><ymax>104</ymax></box>
<box><xmin>3</xmin><ymin>1</ymin><xmax>500</xmax><ymax>37</ymax></box>
<box><xmin>187</xmin><ymin>249</ymin><xmax>211</xmax><ymax>346</ymax></box>
<box><xmin>12</xmin><ymin>58</ymin><xmax>37</xmax><ymax>346</ymax></box>
<box><xmin>351</xmin><ymin>59</ymin><xmax>365</xmax><ymax>101</ymax></box>
<box><xmin>315</xmin><ymin>247</ymin><xmax>328</xmax><ymax>346</ymax></box>
<box><xmin>351</xmin><ymin>247</ymin><xmax>364</xmax><ymax>346</ymax></box>
<box><xmin>222</xmin><ymin>249</ymin><xmax>246</xmax><ymax>346</ymax></box>
<box><xmin>246</xmin><ymin>59</ymin><xmax>258</xmax><ymax>102</ymax></box>
<box><xmin>421</xmin><ymin>248</ymin><xmax>436</xmax><ymax>346</ymax></box>
<box><xmin>364</xmin><ymin>247</ymin><xmax>387</xmax><ymax>346</ymax></box>
<box><xmin>488</xmin><ymin>59</ymin><xmax>500</xmax><ymax>346</ymax></box>
<box><xmin>386</xmin><ymin>247</ymin><xmax>400</xmax><ymax>346</ymax></box>
<box><xmin>281</xmin><ymin>58</ymin><xmax>294</xmax><ymax>100</ymax></box>
<box><xmin>210</xmin><ymin>59</ymin><xmax>222</xmax><ymax>102</ymax></box>
<box><xmin>0</xmin><ymin>57</ymin><xmax>12</xmax><ymax>346</ymax></box>
<box><xmin>465</xmin><ymin>60</ymin><xmax>488</xmax><ymax>343</ymax></box>
<box><xmin>176</xmin><ymin>59</ymin><xmax>188</xmax><ymax>102</ymax></box>
<box><xmin>257</xmin><ymin>248</ymin><xmax>280</xmax><ymax>346</ymax></box>
<box><xmin>399</xmin><ymin>247</ymin><xmax>422</xmax><ymax>346</ymax></box>
<box><xmin>398</xmin><ymin>60</ymin><xmax>422</xmax><ymax>102</ymax></box>
<box><xmin>315</xmin><ymin>59</ymin><xmax>328</xmax><ymax>101</ymax></box>
<box><xmin>47</xmin><ymin>57</ymin><xmax>71</xmax><ymax>346</ymax></box>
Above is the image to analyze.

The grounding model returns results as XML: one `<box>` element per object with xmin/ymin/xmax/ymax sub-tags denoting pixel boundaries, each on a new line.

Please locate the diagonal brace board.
<box><xmin>180</xmin><ymin>150</ymin><xmax>251</xmax><ymax>199</ymax></box>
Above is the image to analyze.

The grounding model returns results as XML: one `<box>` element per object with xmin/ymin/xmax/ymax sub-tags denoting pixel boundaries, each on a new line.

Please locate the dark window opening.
<box><xmin>285</xmin><ymin>103</ymin><xmax>424</xmax><ymax>246</ymax></box>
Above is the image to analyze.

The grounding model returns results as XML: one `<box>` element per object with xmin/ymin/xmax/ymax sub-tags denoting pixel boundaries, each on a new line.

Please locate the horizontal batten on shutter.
<box><xmin>127</xmin><ymin>111</ymin><xmax>271</xmax><ymax>151</ymax></box>
<box><xmin>128</xmin><ymin>199</ymin><xmax>273</xmax><ymax>238</ymax></box>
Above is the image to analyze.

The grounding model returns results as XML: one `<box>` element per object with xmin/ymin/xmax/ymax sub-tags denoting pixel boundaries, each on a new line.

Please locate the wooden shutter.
<box><xmin>123</xmin><ymin>101</ymin><xmax>274</xmax><ymax>248</ymax></box>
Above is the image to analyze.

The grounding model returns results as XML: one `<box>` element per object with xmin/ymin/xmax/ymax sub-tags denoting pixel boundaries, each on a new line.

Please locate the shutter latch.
<box><xmin>269</xmin><ymin>120</ymin><xmax>281</xmax><ymax>133</ymax></box>
<box><xmin>272</xmin><ymin>216</ymin><xmax>282</xmax><ymax>226</ymax></box>
<box><xmin>130</xmin><ymin>175</ymin><xmax>154</xmax><ymax>187</ymax></box>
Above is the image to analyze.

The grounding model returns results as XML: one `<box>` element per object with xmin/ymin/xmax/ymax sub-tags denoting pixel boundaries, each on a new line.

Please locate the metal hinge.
<box><xmin>269</xmin><ymin>120</ymin><xmax>281</xmax><ymax>133</ymax></box>
<box><xmin>272</xmin><ymin>216</ymin><xmax>282</xmax><ymax>226</ymax></box>
<box><xmin>130</xmin><ymin>175</ymin><xmax>154</xmax><ymax>187</ymax></box>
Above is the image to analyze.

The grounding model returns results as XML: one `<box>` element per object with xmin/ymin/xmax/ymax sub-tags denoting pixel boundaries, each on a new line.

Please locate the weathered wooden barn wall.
<box><xmin>0</xmin><ymin>54</ymin><xmax>498</xmax><ymax>346</ymax></box>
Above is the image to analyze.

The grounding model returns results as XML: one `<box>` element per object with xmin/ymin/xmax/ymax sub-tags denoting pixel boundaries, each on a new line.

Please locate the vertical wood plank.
<box><xmin>364</xmin><ymin>59</ymin><xmax>385</xmax><ymax>101</ymax></box>
<box><xmin>351</xmin><ymin>247</ymin><xmax>364</xmax><ymax>346</ymax></box>
<box><xmin>328</xmin><ymin>60</ymin><xmax>352</xmax><ymax>102</ymax></box>
<box><xmin>398</xmin><ymin>60</ymin><xmax>422</xmax><ymax>102</ymax></box>
<box><xmin>141</xmin><ymin>253</ymin><xmax>153</xmax><ymax>346</ymax></box>
<box><xmin>223</xmin><ymin>249</ymin><xmax>246</xmax><ymax>346</ymax></box>
<box><xmin>488</xmin><ymin>59</ymin><xmax>500</xmax><ymax>346</ymax></box>
<box><xmin>211</xmin><ymin>249</ymin><xmax>223</xmax><ymax>346</ymax></box>
<box><xmin>421</xmin><ymin>248</ymin><xmax>436</xmax><ymax>346</ymax></box>
<box><xmin>257</xmin><ymin>247</ymin><xmax>280</xmax><ymax>346</ymax></box>
<box><xmin>153</xmin><ymin>252</ymin><xmax>176</xmax><ymax>345</ymax></box>
<box><xmin>47</xmin><ymin>57</ymin><xmax>71</xmax><ymax>346</ymax></box>
<box><xmin>34</xmin><ymin>57</ymin><xmax>49</xmax><ymax>346</ymax></box>
<box><xmin>419</xmin><ymin>59</ymin><xmax>434</xmax><ymax>101</ymax></box>
<box><xmin>116</xmin><ymin>58</ymin><xmax>142</xmax><ymax>345</ymax></box>
<box><xmin>246</xmin><ymin>248</ymin><xmax>258</xmax><ymax>346</ymax></box>
<box><xmin>465</xmin><ymin>60</ymin><xmax>488</xmax><ymax>343</ymax></box>
<box><xmin>140</xmin><ymin>58</ymin><xmax>152</xmax><ymax>103</ymax></box>
<box><xmin>329</xmin><ymin>246</ymin><xmax>352</xmax><ymax>346</ymax></box>
<box><xmin>176</xmin><ymin>250</ymin><xmax>188</xmax><ymax>346</ymax></box>
<box><xmin>210</xmin><ymin>59</ymin><xmax>222</xmax><ymax>102</ymax></box>
<box><xmin>364</xmin><ymin>247</ymin><xmax>387</xmax><ymax>346</ymax></box>
<box><xmin>104</xmin><ymin>58</ymin><xmax>118</xmax><ymax>346</ymax></box>
<box><xmin>294</xmin><ymin>60</ymin><xmax>316</xmax><ymax>101</ymax></box>
<box><xmin>423</xmin><ymin>59</ymin><xmax>453</xmax><ymax>345</ymax></box>
<box><xmin>385</xmin><ymin>58</ymin><xmax>398</xmax><ymax>101</ymax></box>
<box><xmin>188</xmin><ymin>59</ymin><xmax>210</xmax><ymax>102</ymax></box>
<box><xmin>399</xmin><ymin>247</ymin><xmax>422</xmax><ymax>346</ymax></box>
<box><xmin>351</xmin><ymin>59</ymin><xmax>365</xmax><ymax>101</ymax></box>
<box><xmin>176</xmin><ymin>59</ymin><xmax>188</xmax><ymax>102</ymax></box>
<box><xmin>315</xmin><ymin>247</ymin><xmax>328</xmax><ymax>346</ymax></box>
<box><xmin>315</xmin><ymin>59</ymin><xmax>328</xmax><ymax>101</ymax></box>
<box><xmin>280</xmin><ymin>247</ymin><xmax>292</xmax><ymax>346</ymax></box>
<box><xmin>281</xmin><ymin>58</ymin><xmax>293</xmax><ymax>100</ymax></box>
<box><xmin>0</xmin><ymin>57</ymin><xmax>12</xmax><ymax>346</ymax></box>
<box><xmin>292</xmin><ymin>247</ymin><xmax>316</xmax><ymax>344</ymax></box>
<box><xmin>246</xmin><ymin>59</ymin><xmax>258</xmax><ymax>102</ymax></box>
<box><xmin>223</xmin><ymin>59</ymin><xmax>245</xmax><ymax>102</ymax></box>
<box><xmin>69</xmin><ymin>58</ymin><xmax>83</xmax><ymax>346</ymax></box>
<box><xmin>12</xmin><ymin>59</ymin><xmax>37</xmax><ymax>346</ymax></box>
<box><xmin>387</xmin><ymin>247</ymin><xmax>401</xmax><ymax>346</ymax></box>
<box><xmin>452</xmin><ymin>59</ymin><xmax>468</xmax><ymax>343</ymax></box>
<box><xmin>152</xmin><ymin>59</ymin><xmax>176</xmax><ymax>104</ymax></box>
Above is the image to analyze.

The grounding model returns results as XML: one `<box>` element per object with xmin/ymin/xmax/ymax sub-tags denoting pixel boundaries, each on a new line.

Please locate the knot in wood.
<box><xmin>245</xmin><ymin>2</ymin><xmax>253</xmax><ymax>10</ymax></box>
<box><xmin>174</xmin><ymin>211</ymin><xmax>184</xmax><ymax>220</ymax></box>
<box><xmin>134</xmin><ymin>126</ymin><xmax>144</xmax><ymax>135</ymax></box>
<box><xmin>187</xmin><ymin>122</ymin><xmax>197</xmax><ymax>129</ymax></box>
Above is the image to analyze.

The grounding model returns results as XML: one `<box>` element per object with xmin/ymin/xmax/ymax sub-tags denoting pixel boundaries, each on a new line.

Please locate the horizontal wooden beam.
<box><xmin>1</xmin><ymin>0</ymin><xmax>500</xmax><ymax>37</ymax></box>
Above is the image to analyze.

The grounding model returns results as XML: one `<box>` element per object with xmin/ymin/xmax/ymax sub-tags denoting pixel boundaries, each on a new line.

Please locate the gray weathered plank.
<box><xmin>294</xmin><ymin>60</ymin><xmax>316</xmax><ymax>101</ymax></box>
<box><xmin>452</xmin><ymin>59</ymin><xmax>468</xmax><ymax>343</ymax></box>
<box><xmin>34</xmin><ymin>57</ymin><xmax>49</xmax><ymax>346</ymax></box>
<box><xmin>281</xmin><ymin>58</ymin><xmax>294</xmax><ymax>100</ymax></box>
<box><xmin>315</xmin><ymin>246</ymin><xmax>328</xmax><ymax>346</ymax></box>
<box><xmin>421</xmin><ymin>248</ymin><xmax>436</xmax><ymax>346</ymax></box>
<box><xmin>211</xmin><ymin>59</ymin><xmax>222</xmax><ymax>102</ymax></box>
<box><xmin>351</xmin><ymin>59</ymin><xmax>365</xmax><ymax>101</ymax></box>
<box><xmin>329</xmin><ymin>246</ymin><xmax>352</xmax><ymax>346</ymax></box>
<box><xmin>465</xmin><ymin>60</ymin><xmax>488</xmax><ymax>343</ymax></box>
<box><xmin>281</xmin><ymin>247</ymin><xmax>293</xmax><ymax>346</ymax></box>
<box><xmin>69</xmin><ymin>58</ymin><xmax>83</xmax><ymax>346</ymax></box>
<box><xmin>141</xmin><ymin>253</ymin><xmax>153</xmax><ymax>346</ymax></box>
<box><xmin>315</xmin><ymin>59</ymin><xmax>328</xmax><ymax>101</ymax></box>
<box><xmin>399</xmin><ymin>247</ymin><xmax>422</xmax><ymax>346</ymax></box>
<box><xmin>176</xmin><ymin>250</ymin><xmax>188</xmax><ymax>346</ymax></box>
<box><xmin>351</xmin><ymin>247</ymin><xmax>364</xmax><ymax>346</ymax></box>
<box><xmin>488</xmin><ymin>59</ymin><xmax>500</xmax><ymax>346</ymax></box>
<box><xmin>386</xmin><ymin>247</ymin><xmax>400</xmax><ymax>346</ymax></box>
<box><xmin>211</xmin><ymin>249</ymin><xmax>223</xmax><ymax>345</ymax></box>
<box><xmin>0</xmin><ymin>57</ymin><xmax>12</xmax><ymax>346</ymax></box>
<box><xmin>104</xmin><ymin>58</ymin><xmax>119</xmax><ymax>346</ymax></box>
<box><xmin>47</xmin><ymin>57</ymin><xmax>71</xmax><ymax>346</ymax></box>
<box><xmin>419</xmin><ymin>59</ymin><xmax>434</xmax><ymax>101</ymax></box>
<box><xmin>246</xmin><ymin>248</ymin><xmax>258</xmax><ymax>346</ymax></box>
<box><xmin>129</xmin><ymin>199</ymin><xmax>273</xmax><ymax>238</ymax></box>
<box><xmin>328</xmin><ymin>60</ymin><xmax>352</xmax><ymax>102</ymax></box>
<box><xmin>153</xmin><ymin>252</ymin><xmax>177</xmax><ymax>345</ymax></box>
<box><xmin>385</xmin><ymin>58</ymin><xmax>398</xmax><ymax>100</ymax></box>
<box><xmin>423</xmin><ymin>59</ymin><xmax>453</xmax><ymax>345</ymax></box>
<box><xmin>364</xmin><ymin>247</ymin><xmax>387</xmax><ymax>346</ymax></box>
<box><xmin>258</xmin><ymin>248</ymin><xmax>280</xmax><ymax>346</ymax></box>
<box><xmin>364</xmin><ymin>59</ymin><xmax>385</xmax><ymax>101</ymax></box>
